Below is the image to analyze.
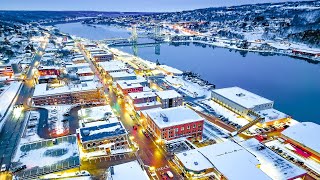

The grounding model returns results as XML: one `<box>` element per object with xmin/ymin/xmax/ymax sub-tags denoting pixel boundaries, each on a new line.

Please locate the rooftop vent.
<box><xmin>194</xmin><ymin>162</ymin><xmax>198</xmax><ymax>166</ymax></box>
<box><xmin>83</xmin><ymin>130</ymin><xmax>90</xmax><ymax>136</ymax></box>
<box><xmin>183</xmin><ymin>153</ymin><xmax>187</xmax><ymax>156</ymax></box>
<box><xmin>236</xmin><ymin>93</ymin><xmax>245</xmax><ymax>97</ymax></box>
<box><xmin>160</xmin><ymin>113</ymin><xmax>169</xmax><ymax>122</ymax></box>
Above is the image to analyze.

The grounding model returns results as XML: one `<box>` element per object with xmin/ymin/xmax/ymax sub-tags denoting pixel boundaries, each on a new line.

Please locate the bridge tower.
<box><xmin>154</xmin><ymin>24</ymin><xmax>161</xmax><ymax>40</ymax></box>
<box><xmin>131</xmin><ymin>24</ymin><xmax>138</xmax><ymax>43</ymax></box>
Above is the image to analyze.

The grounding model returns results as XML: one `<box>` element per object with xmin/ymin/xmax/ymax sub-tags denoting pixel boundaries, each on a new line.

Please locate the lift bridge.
<box><xmin>100</xmin><ymin>25</ymin><xmax>163</xmax><ymax>56</ymax></box>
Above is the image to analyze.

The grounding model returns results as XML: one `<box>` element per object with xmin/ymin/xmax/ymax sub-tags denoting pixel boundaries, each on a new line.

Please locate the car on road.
<box><xmin>166</xmin><ymin>171</ymin><xmax>174</xmax><ymax>178</ymax></box>
<box><xmin>1</xmin><ymin>164</ymin><xmax>6</xmax><ymax>172</ymax></box>
<box><xmin>142</xmin><ymin>130</ymin><xmax>149</xmax><ymax>137</ymax></box>
<box><xmin>160</xmin><ymin>172</ymin><xmax>168</xmax><ymax>179</ymax></box>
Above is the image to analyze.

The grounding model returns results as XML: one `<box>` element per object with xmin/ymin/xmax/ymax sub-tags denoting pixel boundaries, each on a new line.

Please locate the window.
<box><xmin>187</xmin><ymin>126</ymin><xmax>190</xmax><ymax>130</ymax></box>
<box><xmin>175</xmin><ymin>128</ymin><xmax>178</xmax><ymax>132</ymax></box>
<box><xmin>193</xmin><ymin>124</ymin><xmax>196</xmax><ymax>128</ymax></box>
<box><xmin>181</xmin><ymin>127</ymin><xmax>184</xmax><ymax>131</ymax></box>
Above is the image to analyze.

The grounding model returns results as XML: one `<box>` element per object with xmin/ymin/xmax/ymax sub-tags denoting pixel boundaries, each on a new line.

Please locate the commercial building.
<box><xmin>32</xmin><ymin>81</ymin><xmax>104</xmax><ymax>106</ymax></box>
<box><xmin>156</xmin><ymin>90</ymin><xmax>183</xmax><ymax>109</ymax></box>
<box><xmin>76</xmin><ymin>67</ymin><xmax>94</xmax><ymax>77</ymax></box>
<box><xmin>109</xmin><ymin>71</ymin><xmax>137</xmax><ymax>82</ymax></box>
<box><xmin>211</xmin><ymin>87</ymin><xmax>290</xmax><ymax>124</ymax></box>
<box><xmin>92</xmin><ymin>52</ymin><xmax>113</xmax><ymax>62</ymax></box>
<box><xmin>281</xmin><ymin>122</ymin><xmax>320</xmax><ymax>160</ymax></box>
<box><xmin>174</xmin><ymin>140</ymin><xmax>271</xmax><ymax>179</ymax></box>
<box><xmin>38</xmin><ymin>75</ymin><xmax>57</xmax><ymax>84</ymax></box>
<box><xmin>141</xmin><ymin>106</ymin><xmax>204</xmax><ymax>142</ymax></box>
<box><xmin>128</xmin><ymin>91</ymin><xmax>161</xmax><ymax>111</ymax></box>
<box><xmin>117</xmin><ymin>81</ymin><xmax>143</xmax><ymax>95</ymax></box>
<box><xmin>77</xmin><ymin>121</ymin><xmax>129</xmax><ymax>152</ymax></box>
<box><xmin>106</xmin><ymin>160</ymin><xmax>149</xmax><ymax>180</ymax></box>
<box><xmin>158</xmin><ymin>65</ymin><xmax>183</xmax><ymax>76</ymax></box>
<box><xmin>97</xmin><ymin>61</ymin><xmax>128</xmax><ymax>74</ymax></box>
<box><xmin>38</xmin><ymin>66</ymin><xmax>60</xmax><ymax>76</ymax></box>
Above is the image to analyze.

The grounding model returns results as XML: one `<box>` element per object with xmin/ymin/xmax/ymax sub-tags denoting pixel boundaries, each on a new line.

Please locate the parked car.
<box><xmin>166</xmin><ymin>171</ymin><xmax>174</xmax><ymax>178</ymax></box>
<box><xmin>1</xmin><ymin>164</ymin><xmax>6</xmax><ymax>172</ymax></box>
<box><xmin>12</xmin><ymin>165</ymin><xmax>27</xmax><ymax>173</ymax></box>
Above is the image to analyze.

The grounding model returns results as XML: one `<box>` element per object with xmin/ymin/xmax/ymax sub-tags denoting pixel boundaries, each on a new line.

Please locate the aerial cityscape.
<box><xmin>0</xmin><ymin>0</ymin><xmax>319</xmax><ymax>180</ymax></box>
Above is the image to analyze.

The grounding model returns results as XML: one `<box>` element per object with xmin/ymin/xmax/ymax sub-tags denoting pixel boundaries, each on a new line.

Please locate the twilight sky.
<box><xmin>0</xmin><ymin>0</ymin><xmax>312</xmax><ymax>12</ymax></box>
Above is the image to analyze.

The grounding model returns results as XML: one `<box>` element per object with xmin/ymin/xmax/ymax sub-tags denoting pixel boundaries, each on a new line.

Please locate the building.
<box><xmin>38</xmin><ymin>75</ymin><xmax>57</xmax><ymax>84</ymax></box>
<box><xmin>92</xmin><ymin>52</ymin><xmax>113</xmax><ymax>62</ymax></box>
<box><xmin>77</xmin><ymin>121</ymin><xmax>129</xmax><ymax>152</ymax></box>
<box><xmin>211</xmin><ymin>87</ymin><xmax>290</xmax><ymax>124</ymax></box>
<box><xmin>212</xmin><ymin>87</ymin><xmax>273</xmax><ymax>115</ymax></box>
<box><xmin>72</xmin><ymin>56</ymin><xmax>86</xmax><ymax>64</ymax></box>
<box><xmin>32</xmin><ymin>81</ymin><xmax>104</xmax><ymax>106</ymax></box>
<box><xmin>281</xmin><ymin>122</ymin><xmax>320</xmax><ymax>160</ymax></box>
<box><xmin>156</xmin><ymin>90</ymin><xmax>183</xmax><ymax>109</ymax></box>
<box><xmin>78</xmin><ymin>105</ymin><xmax>114</xmax><ymax>124</ymax></box>
<box><xmin>109</xmin><ymin>71</ymin><xmax>137</xmax><ymax>82</ymax></box>
<box><xmin>76</xmin><ymin>67</ymin><xmax>94</xmax><ymax>77</ymax></box>
<box><xmin>117</xmin><ymin>81</ymin><xmax>143</xmax><ymax>95</ymax></box>
<box><xmin>128</xmin><ymin>91</ymin><xmax>161</xmax><ymax>111</ymax></box>
<box><xmin>174</xmin><ymin>140</ymin><xmax>271</xmax><ymax>179</ymax></box>
<box><xmin>97</xmin><ymin>61</ymin><xmax>128</xmax><ymax>74</ymax></box>
<box><xmin>38</xmin><ymin>66</ymin><xmax>60</xmax><ymax>76</ymax></box>
<box><xmin>106</xmin><ymin>160</ymin><xmax>149</xmax><ymax>180</ymax></box>
<box><xmin>0</xmin><ymin>58</ymin><xmax>22</xmax><ymax>77</ymax></box>
<box><xmin>66</xmin><ymin>63</ymin><xmax>90</xmax><ymax>72</ymax></box>
<box><xmin>141</xmin><ymin>106</ymin><xmax>204</xmax><ymax>142</ymax></box>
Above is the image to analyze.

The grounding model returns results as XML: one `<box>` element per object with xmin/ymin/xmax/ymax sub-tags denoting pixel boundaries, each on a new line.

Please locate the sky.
<box><xmin>0</xmin><ymin>0</ymin><xmax>312</xmax><ymax>12</ymax></box>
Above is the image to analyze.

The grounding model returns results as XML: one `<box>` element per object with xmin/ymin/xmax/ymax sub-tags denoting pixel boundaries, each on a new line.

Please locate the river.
<box><xmin>56</xmin><ymin>22</ymin><xmax>320</xmax><ymax>124</ymax></box>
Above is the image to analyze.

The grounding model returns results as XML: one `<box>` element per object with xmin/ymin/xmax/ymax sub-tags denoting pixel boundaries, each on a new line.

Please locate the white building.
<box><xmin>156</xmin><ymin>90</ymin><xmax>183</xmax><ymax>109</ymax></box>
<box><xmin>106</xmin><ymin>160</ymin><xmax>149</xmax><ymax>180</ymax></box>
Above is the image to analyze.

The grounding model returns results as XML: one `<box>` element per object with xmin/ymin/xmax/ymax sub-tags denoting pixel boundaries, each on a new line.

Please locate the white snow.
<box><xmin>155</xmin><ymin>89</ymin><xmax>182</xmax><ymax>99</ymax></box>
<box><xmin>175</xmin><ymin>149</ymin><xmax>213</xmax><ymax>172</ymax></box>
<box><xmin>106</xmin><ymin>160</ymin><xmax>149</xmax><ymax>180</ymax></box>
<box><xmin>0</xmin><ymin>82</ymin><xmax>22</xmax><ymax>123</ymax></box>
<box><xmin>282</xmin><ymin>122</ymin><xmax>320</xmax><ymax>154</ymax></box>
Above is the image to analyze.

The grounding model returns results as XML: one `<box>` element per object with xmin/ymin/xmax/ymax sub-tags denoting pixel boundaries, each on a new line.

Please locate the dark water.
<box><xmin>56</xmin><ymin>22</ymin><xmax>320</xmax><ymax>123</ymax></box>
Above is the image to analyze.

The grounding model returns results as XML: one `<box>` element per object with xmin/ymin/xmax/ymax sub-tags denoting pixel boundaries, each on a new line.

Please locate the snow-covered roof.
<box><xmin>156</xmin><ymin>90</ymin><xmax>182</xmax><ymax>99</ymax></box>
<box><xmin>79</xmin><ymin>121</ymin><xmax>127</xmax><ymax>143</ymax></box>
<box><xmin>176</xmin><ymin>149</ymin><xmax>212</xmax><ymax>172</ymax></box>
<box><xmin>98</xmin><ymin>61</ymin><xmax>128</xmax><ymax>72</ymax></box>
<box><xmin>66</xmin><ymin>63</ymin><xmax>90</xmax><ymax>70</ymax></box>
<box><xmin>117</xmin><ymin>81</ymin><xmax>143</xmax><ymax>90</ymax></box>
<box><xmin>109</xmin><ymin>71</ymin><xmax>136</xmax><ymax>79</ymax></box>
<box><xmin>212</xmin><ymin>87</ymin><xmax>273</xmax><ymax>109</ymax></box>
<box><xmin>33</xmin><ymin>81</ymin><xmax>100</xmax><ymax>97</ymax></box>
<box><xmin>241</xmin><ymin>139</ymin><xmax>306</xmax><ymax>180</ymax></box>
<box><xmin>198</xmin><ymin>141</ymin><xmax>271</xmax><ymax>180</ymax></box>
<box><xmin>79</xmin><ymin>75</ymin><xmax>95</xmax><ymax>82</ymax></box>
<box><xmin>128</xmin><ymin>91</ymin><xmax>157</xmax><ymax>100</ymax></box>
<box><xmin>76</xmin><ymin>67</ymin><xmax>93</xmax><ymax>74</ymax></box>
<box><xmin>108</xmin><ymin>160</ymin><xmax>149</xmax><ymax>180</ymax></box>
<box><xmin>256</xmin><ymin>108</ymin><xmax>289</xmax><ymax>123</ymax></box>
<box><xmin>282</xmin><ymin>122</ymin><xmax>320</xmax><ymax>154</ymax></box>
<box><xmin>116</xmin><ymin>77</ymin><xmax>147</xmax><ymax>86</ymax></box>
<box><xmin>145</xmin><ymin>106</ymin><xmax>203</xmax><ymax>129</ymax></box>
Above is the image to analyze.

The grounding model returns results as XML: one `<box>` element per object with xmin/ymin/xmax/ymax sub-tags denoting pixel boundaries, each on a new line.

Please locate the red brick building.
<box><xmin>141</xmin><ymin>106</ymin><xmax>204</xmax><ymax>142</ymax></box>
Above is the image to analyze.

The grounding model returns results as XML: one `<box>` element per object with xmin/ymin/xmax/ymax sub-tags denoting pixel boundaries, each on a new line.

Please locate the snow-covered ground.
<box><xmin>13</xmin><ymin>138</ymin><xmax>79</xmax><ymax>169</ymax></box>
<box><xmin>21</xmin><ymin>111</ymin><xmax>42</xmax><ymax>144</ymax></box>
<box><xmin>266</xmin><ymin>140</ymin><xmax>320</xmax><ymax>175</ymax></box>
<box><xmin>44</xmin><ymin>105</ymin><xmax>74</xmax><ymax>136</ymax></box>
<box><xmin>164</xmin><ymin>76</ymin><xmax>211</xmax><ymax>98</ymax></box>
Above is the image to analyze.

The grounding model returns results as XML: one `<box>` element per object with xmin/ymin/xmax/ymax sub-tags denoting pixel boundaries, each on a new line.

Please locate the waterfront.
<box><xmin>56</xmin><ymin>22</ymin><xmax>320</xmax><ymax>123</ymax></box>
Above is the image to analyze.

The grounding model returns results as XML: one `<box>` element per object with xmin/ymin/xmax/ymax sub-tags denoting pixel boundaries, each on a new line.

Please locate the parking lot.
<box><xmin>13</xmin><ymin>135</ymin><xmax>80</xmax><ymax>179</ymax></box>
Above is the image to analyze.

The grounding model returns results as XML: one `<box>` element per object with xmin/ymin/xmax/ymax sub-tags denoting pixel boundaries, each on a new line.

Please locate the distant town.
<box><xmin>0</xmin><ymin>1</ymin><xmax>320</xmax><ymax>180</ymax></box>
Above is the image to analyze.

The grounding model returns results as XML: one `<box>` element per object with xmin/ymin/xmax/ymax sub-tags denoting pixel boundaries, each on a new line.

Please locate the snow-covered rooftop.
<box><xmin>144</xmin><ymin>106</ymin><xmax>203</xmax><ymax>129</ymax></box>
<box><xmin>117</xmin><ymin>81</ymin><xmax>143</xmax><ymax>90</ymax></box>
<box><xmin>116</xmin><ymin>77</ymin><xmax>147</xmax><ymax>86</ymax></box>
<box><xmin>256</xmin><ymin>108</ymin><xmax>289</xmax><ymax>123</ymax></box>
<box><xmin>128</xmin><ymin>91</ymin><xmax>157</xmax><ymax>100</ymax></box>
<box><xmin>198</xmin><ymin>141</ymin><xmax>271</xmax><ymax>180</ymax></box>
<box><xmin>76</xmin><ymin>67</ymin><xmax>93</xmax><ymax>74</ymax></box>
<box><xmin>212</xmin><ymin>87</ymin><xmax>273</xmax><ymax>109</ymax></box>
<box><xmin>282</xmin><ymin>122</ymin><xmax>320</xmax><ymax>154</ymax></box>
<box><xmin>156</xmin><ymin>90</ymin><xmax>182</xmax><ymax>99</ymax></box>
<box><xmin>33</xmin><ymin>81</ymin><xmax>100</xmax><ymax>97</ymax></box>
<box><xmin>98</xmin><ymin>61</ymin><xmax>128</xmax><ymax>72</ymax></box>
<box><xmin>66</xmin><ymin>63</ymin><xmax>90</xmax><ymax>70</ymax></box>
<box><xmin>176</xmin><ymin>149</ymin><xmax>212</xmax><ymax>172</ymax></box>
<box><xmin>108</xmin><ymin>160</ymin><xmax>149</xmax><ymax>180</ymax></box>
<box><xmin>79</xmin><ymin>121</ymin><xmax>127</xmax><ymax>143</ymax></box>
<box><xmin>109</xmin><ymin>71</ymin><xmax>136</xmax><ymax>79</ymax></box>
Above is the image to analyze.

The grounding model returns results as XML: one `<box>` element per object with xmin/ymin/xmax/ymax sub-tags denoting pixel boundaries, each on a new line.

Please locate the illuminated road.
<box><xmin>0</xmin><ymin>45</ymin><xmax>46</xmax><ymax>179</ymax></box>
<box><xmin>79</xmin><ymin>45</ymin><xmax>183</xmax><ymax>179</ymax></box>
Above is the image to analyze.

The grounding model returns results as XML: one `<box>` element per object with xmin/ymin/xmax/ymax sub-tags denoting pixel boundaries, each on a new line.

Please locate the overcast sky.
<box><xmin>0</xmin><ymin>0</ymin><xmax>312</xmax><ymax>12</ymax></box>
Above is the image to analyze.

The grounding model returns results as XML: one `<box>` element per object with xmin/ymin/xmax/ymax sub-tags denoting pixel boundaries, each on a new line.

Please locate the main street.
<box><xmin>0</xmin><ymin>41</ymin><xmax>47</xmax><ymax>176</ymax></box>
<box><xmin>79</xmin><ymin>45</ymin><xmax>183</xmax><ymax>179</ymax></box>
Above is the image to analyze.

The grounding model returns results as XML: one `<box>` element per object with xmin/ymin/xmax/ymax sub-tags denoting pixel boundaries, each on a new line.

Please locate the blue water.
<box><xmin>56</xmin><ymin>22</ymin><xmax>320</xmax><ymax>123</ymax></box>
